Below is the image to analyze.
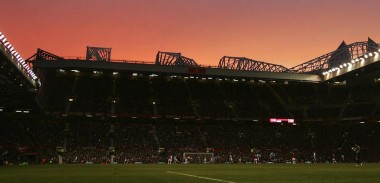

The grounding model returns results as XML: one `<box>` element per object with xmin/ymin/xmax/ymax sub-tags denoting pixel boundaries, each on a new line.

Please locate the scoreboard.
<box><xmin>269</xmin><ymin>118</ymin><xmax>295</xmax><ymax>124</ymax></box>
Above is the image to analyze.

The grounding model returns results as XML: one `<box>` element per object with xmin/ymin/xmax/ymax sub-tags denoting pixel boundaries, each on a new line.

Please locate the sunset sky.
<box><xmin>1</xmin><ymin>0</ymin><xmax>380</xmax><ymax>68</ymax></box>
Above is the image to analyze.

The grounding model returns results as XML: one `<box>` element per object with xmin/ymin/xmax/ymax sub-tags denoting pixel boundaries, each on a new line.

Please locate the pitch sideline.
<box><xmin>166</xmin><ymin>171</ymin><xmax>236</xmax><ymax>183</ymax></box>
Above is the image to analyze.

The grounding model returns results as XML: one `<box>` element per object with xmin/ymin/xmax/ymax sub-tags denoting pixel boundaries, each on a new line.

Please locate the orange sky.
<box><xmin>1</xmin><ymin>0</ymin><xmax>380</xmax><ymax>68</ymax></box>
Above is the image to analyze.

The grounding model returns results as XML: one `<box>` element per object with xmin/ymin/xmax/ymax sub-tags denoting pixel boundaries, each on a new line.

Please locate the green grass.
<box><xmin>0</xmin><ymin>164</ymin><xmax>379</xmax><ymax>183</ymax></box>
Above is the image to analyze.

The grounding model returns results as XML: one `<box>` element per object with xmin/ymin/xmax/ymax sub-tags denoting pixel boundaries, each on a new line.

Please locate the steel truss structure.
<box><xmin>218</xmin><ymin>56</ymin><xmax>290</xmax><ymax>72</ymax></box>
<box><xmin>86</xmin><ymin>46</ymin><xmax>111</xmax><ymax>62</ymax></box>
<box><xmin>26</xmin><ymin>48</ymin><xmax>64</xmax><ymax>61</ymax></box>
<box><xmin>155</xmin><ymin>51</ymin><xmax>198</xmax><ymax>67</ymax></box>
<box><xmin>290</xmin><ymin>38</ymin><xmax>380</xmax><ymax>74</ymax></box>
<box><xmin>25</xmin><ymin>38</ymin><xmax>379</xmax><ymax>75</ymax></box>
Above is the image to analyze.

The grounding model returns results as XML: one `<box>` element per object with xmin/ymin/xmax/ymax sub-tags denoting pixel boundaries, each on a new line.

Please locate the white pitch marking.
<box><xmin>167</xmin><ymin>171</ymin><xmax>236</xmax><ymax>183</ymax></box>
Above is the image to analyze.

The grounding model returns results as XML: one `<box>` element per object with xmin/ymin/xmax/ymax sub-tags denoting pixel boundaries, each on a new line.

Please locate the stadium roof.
<box><xmin>24</xmin><ymin>37</ymin><xmax>380</xmax><ymax>83</ymax></box>
<box><xmin>0</xmin><ymin>32</ymin><xmax>39</xmax><ymax>112</ymax></box>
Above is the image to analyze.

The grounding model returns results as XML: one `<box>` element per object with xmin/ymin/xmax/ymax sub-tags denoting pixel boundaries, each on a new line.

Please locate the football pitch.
<box><xmin>1</xmin><ymin>164</ymin><xmax>379</xmax><ymax>183</ymax></box>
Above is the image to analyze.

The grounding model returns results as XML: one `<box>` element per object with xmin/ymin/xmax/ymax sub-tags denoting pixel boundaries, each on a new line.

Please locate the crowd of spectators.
<box><xmin>1</xmin><ymin>116</ymin><xmax>380</xmax><ymax>165</ymax></box>
<box><xmin>2</xmin><ymin>71</ymin><xmax>380</xmax><ymax>165</ymax></box>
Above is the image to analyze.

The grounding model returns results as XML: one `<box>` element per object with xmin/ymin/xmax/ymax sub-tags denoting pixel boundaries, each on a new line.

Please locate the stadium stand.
<box><xmin>1</xmin><ymin>37</ymin><xmax>380</xmax><ymax>165</ymax></box>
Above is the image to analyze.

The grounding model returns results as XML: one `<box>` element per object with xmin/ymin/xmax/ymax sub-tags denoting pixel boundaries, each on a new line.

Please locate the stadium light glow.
<box><xmin>71</xmin><ymin>70</ymin><xmax>80</xmax><ymax>73</ymax></box>
<box><xmin>112</xmin><ymin>72</ymin><xmax>118</xmax><ymax>75</ymax></box>
<box><xmin>0</xmin><ymin>108</ymin><xmax>3</xmax><ymax>112</ymax></box>
<box><xmin>132</xmin><ymin>73</ymin><xmax>138</xmax><ymax>76</ymax></box>
<box><xmin>15</xmin><ymin>110</ymin><xmax>22</xmax><ymax>113</ymax></box>
<box><xmin>0</xmin><ymin>31</ymin><xmax>38</xmax><ymax>81</ymax></box>
<box><xmin>359</xmin><ymin>121</ymin><xmax>365</xmax><ymax>124</ymax></box>
<box><xmin>68</xmin><ymin>98</ymin><xmax>74</xmax><ymax>102</ymax></box>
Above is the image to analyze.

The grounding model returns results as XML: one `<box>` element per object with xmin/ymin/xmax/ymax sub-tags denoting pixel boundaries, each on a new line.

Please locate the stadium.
<box><xmin>1</xmin><ymin>28</ymin><xmax>380</xmax><ymax>182</ymax></box>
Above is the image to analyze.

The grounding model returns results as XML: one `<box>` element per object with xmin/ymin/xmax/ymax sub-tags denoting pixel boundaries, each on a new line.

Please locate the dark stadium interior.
<box><xmin>2</xmin><ymin>68</ymin><xmax>380</xmax><ymax>165</ymax></box>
